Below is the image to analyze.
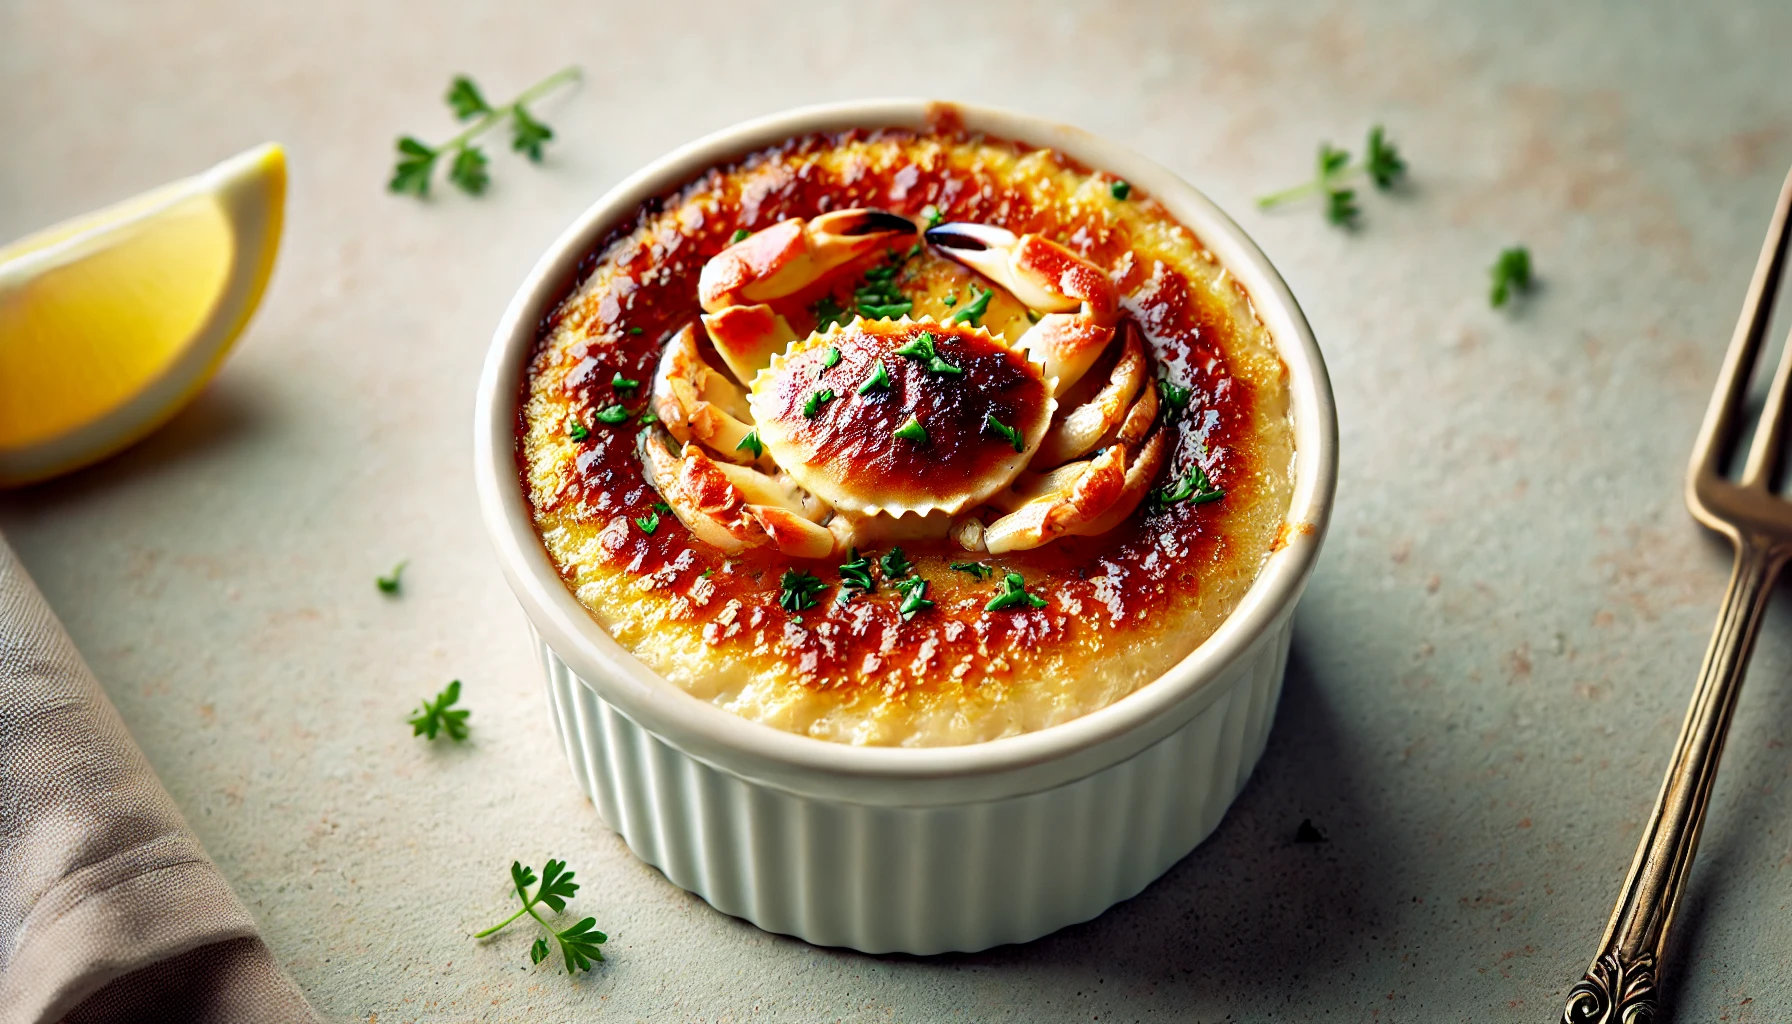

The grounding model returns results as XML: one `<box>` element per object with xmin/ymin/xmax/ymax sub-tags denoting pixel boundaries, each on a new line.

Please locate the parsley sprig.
<box><xmin>1156</xmin><ymin>457</ymin><xmax>1225</xmax><ymax>506</ymax></box>
<box><xmin>986</xmin><ymin>573</ymin><xmax>1048</xmax><ymax>611</ymax></box>
<box><xmin>390</xmin><ymin>66</ymin><xmax>579</xmax><ymax>198</ymax></box>
<box><xmin>409</xmin><ymin>680</ymin><xmax>470</xmax><ymax>741</ymax></box>
<box><xmin>473</xmin><ymin>859</ymin><xmax>607</xmax><ymax>974</ymax></box>
<box><xmin>376</xmin><ymin>560</ymin><xmax>407</xmax><ymax>595</ymax></box>
<box><xmin>1256</xmin><ymin>125</ymin><xmax>1405</xmax><ymax>225</ymax></box>
<box><xmin>1489</xmin><ymin>246</ymin><xmax>1534</xmax><ymax>308</ymax></box>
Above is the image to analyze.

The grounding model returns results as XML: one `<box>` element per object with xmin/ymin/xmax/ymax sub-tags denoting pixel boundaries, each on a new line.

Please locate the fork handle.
<box><xmin>1561</xmin><ymin>539</ymin><xmax>1783</xmax><ymax>1023</ymax></box>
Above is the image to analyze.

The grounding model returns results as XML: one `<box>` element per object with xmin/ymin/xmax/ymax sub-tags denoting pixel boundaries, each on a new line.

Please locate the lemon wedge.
<box><xmin>0</xmin><ymin>143</ymin><xmax>285</xmax><ymax>486</ymax></box>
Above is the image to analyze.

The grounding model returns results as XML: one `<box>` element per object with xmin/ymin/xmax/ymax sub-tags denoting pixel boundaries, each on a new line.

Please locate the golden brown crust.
<box><xmin>517</xmin><ymin>128</ymin><xmax>1295</xmax><ymax>745</ymax></box>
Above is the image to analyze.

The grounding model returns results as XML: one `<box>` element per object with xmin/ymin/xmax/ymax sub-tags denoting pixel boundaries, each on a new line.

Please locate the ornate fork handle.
<box><xmin>1562</xmin><ymin>539</ymin><xmax>1783</xmax><ymax>1024</ymax></box>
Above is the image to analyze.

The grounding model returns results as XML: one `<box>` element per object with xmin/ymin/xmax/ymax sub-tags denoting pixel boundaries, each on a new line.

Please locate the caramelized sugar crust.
<box><xmin>519</xmin><ymin>129</ymin><xmax>1295</xmax><ymax>746</ymax></box>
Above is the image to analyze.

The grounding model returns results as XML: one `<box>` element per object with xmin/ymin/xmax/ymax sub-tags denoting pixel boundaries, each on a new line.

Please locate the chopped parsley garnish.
<box><xmin>652</xmin><ymin>502</ymin><xmax>671</xmax><ymax>514</ymax></box>
<box><xmin>985</xmin><ymin>572</ymin><xmax>1048</xmax><ymax>611</ymax></box>
<box><xmin>895</xmin><ymin>576</ymin><xmax>934</xmax><ymax>621</ymax></box>
<box><xmin>854</xmin><ymin>260</ymin><xmax>913</xmax><ymax>320</ymax></box>
<box><xmin>628</xmin><ymin>326</ymin><xmax>644</xmax><ymax>335</ymax></box>
<box><xmin>1326</xmin><ymin>188</ymin><xmax>1360</xmax><ymax>226</ymax></box>
<box><xmin>838</xmin><ymin>549</ymin><xmax>876</xmax><ymax>603</ymax></box>
<box><xmin>409</xmin><ymin>680</ymin><xmax>470</xmax><ymax>741</ymax></box>
<box><xmin>638</xmin><ymin>407</ymin><xmax>658</xmax><ymax>425</ymax></box>
<box><xmin>813</xmin><ymin>295</ymin><xmax>851</xmax><ymax>331</ymax></box>
<box><xmin>729</xmin><ymin>227</ymin><xmax>750</xmax><ymax>244</ymax></box>
<box><xmin>1364</xmin><ymin>126</ymin><xmax>1406</xmax><ymax>188</ymax></box>
<box><xmin>879</xmin><ymin>547</ymin><xmax>913</xmax><ymax>578</ymax></box>
<box><xmin>1490</xmin><ymin>246</ymin><xmax>1533</xmax><ymax>308</ymax></box>
<box><xmin>376</xmin><ymin>560</ymin><xmax>408</xmax><ymax>594</ymax></box>
<box><xmin>857</xmin><ymin>360</ymin><xmax>892</xmax><ymax>394</ymax></box>
<box><xmin>922</xmin><ymin>204</ymin><xmax>945</xmax><ymax>229</ymax></box>
<box><xmin>1155</xmin><ymin>459</ymin><xmax>1225</xmax><ymax>505</ymax></box>
<box><xmin>905</xmin><ymin>242</ymin><xmax>922</xmax><ymax>261</ymax></box>
<box><xmin>565</xmin><ymin>415</ymin><xmax>590</xmax><ymax>441</ymax></box>
<box><xmin>735</xmin><ymin>429</ymin><xmax>764</xmax><ymax>458</ymax></box>
<box><xmin>611</xmin><ymin>372</ymin><xmax>640</xmax><ymax>393</ymax></box>
<box><xmin>820</xmin><ymin>346</ymin><xmax>842</xmax><ymax>370</ymax></box>
<box><xmin>949</xmin><ymin>286</ymin><xmax>993</xmax><ymax>326</ymax></box>
<box><xmin>950</xmin><ymin>561</ymin><xmax>993</xmax><ymax>580</ymax></box>
<box><xmin>471</xmin><ymin>859</ymin><xmax>607</xmax><ymax>975</ymax></box>
<box><xmin>803</xmin><ymin>388</ymin><xmax>836</xmax><ymax>418</ymax></box>
<box><xmin>892</xmin><ymin>414</ymin><xmax>929</xmax><ymax>444</ymax></box>
<box><xmin>594</xmin><ymin>404</ymin><xmax>629</xmax><ymax>425</ymax></box>
<box><xmin>633</xmin><ymin>512</ymin><xmax>660</xmax><ymax>535</ymax></box>
<box><xmin>942</xmin><ymin>292</ymin><xmax>957</xmax><ymax>307</ymax></box>
<box><xmin>893</xmin><ymin>331</ymin><xmax>963</xmax><ymax>375</ymax></box>
<box><xmin>1156</xmin><ymin>376</ymin><xmax>1192</xmax><ymax>411</ymax></box>
<box><xmin>778</xmin><ymin>569</ymin><xmax>827</xmax><ymax>613</ymax></box>
<box><xmin>1110</xmin><ymin>180</ymin><xmax>1131</xmax><ymax>200</ymax></box>
<box><xmin>984</xmin><ymin>413</ymin><xmax>1025</xmax><ymax>452</ymax></box>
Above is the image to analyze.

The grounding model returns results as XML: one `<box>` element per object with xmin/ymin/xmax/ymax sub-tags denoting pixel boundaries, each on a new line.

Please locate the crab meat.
<box><xmin>699</xmin><ymin>209</ymin><xmax>916</xmax><ymax>382</ymax></box>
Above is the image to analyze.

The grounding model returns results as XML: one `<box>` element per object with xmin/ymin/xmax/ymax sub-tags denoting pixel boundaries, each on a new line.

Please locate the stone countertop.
<box><xmin>4</xmin><ymin>1</ymin><xmax>1792</xmax><ymax>1019</ymax></box>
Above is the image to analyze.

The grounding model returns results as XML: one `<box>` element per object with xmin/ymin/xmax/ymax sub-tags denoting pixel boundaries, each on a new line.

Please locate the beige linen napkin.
<box><xmin>0</xmin><ymin>535</ymin><xmax>316</xmax><ymax>1024</ymax></box>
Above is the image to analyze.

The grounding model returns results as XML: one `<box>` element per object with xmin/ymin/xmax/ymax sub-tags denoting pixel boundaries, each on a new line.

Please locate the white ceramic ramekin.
<box><xmin>475</xmin><ymin>100</ymin><xmax>1336</xmax><ymax>955</ymax></box>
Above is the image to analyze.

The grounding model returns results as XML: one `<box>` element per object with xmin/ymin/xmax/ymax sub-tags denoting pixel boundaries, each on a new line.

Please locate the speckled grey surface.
<box><xmin>5</xmin><ymin>1</ymin><xmax>1792</xmax><ymax>1019</ymax></box>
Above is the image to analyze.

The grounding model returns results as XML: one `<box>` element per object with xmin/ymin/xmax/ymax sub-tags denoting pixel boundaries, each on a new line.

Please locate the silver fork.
<box><xmin>1560</xmin><ymin>166</ymin><xmax>1792</xmax><ymax>1024</ymax></box>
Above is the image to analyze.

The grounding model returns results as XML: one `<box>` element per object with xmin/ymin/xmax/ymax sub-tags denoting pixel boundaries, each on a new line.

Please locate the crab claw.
<box><xmin>641</xmin><ymin>433</ymin><xmax>834</xmax><ymax>557</ymax></box>
<box><xmin>982</xmin><ymin>444</ymin><xmax>1130</xmax><ymax>554</ymax></box>
<box><xmin>650</xmin><ymin>324</ymin><xmax>761</xmax><ymax>463</ymax></box>
<box><xmin>925</xmin><ymin>223</ymin><xmax>1118</xmax><ymax>391</ymax></box>
<box><xmin>700</xmin><ymin>209</ymin><xmax>916</xmax><ymax>313</ymax></box>
<box><xmin>700</xmin><ymin>304</ymin><xmax>800</xmax><ymax>386</ymax></box>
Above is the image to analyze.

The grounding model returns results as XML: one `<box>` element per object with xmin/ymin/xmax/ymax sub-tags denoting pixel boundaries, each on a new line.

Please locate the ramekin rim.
<box><xmin>474</xmin><ymin>98</ymin><xmax>1337</xmax><ymax>790</ymax></box>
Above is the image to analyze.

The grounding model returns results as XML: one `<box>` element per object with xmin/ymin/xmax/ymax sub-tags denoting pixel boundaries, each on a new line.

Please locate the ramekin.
<box><xmin>474</xmin><ymin>99</ymin><xmax>1337</xmax><ymax>955</ymax></box>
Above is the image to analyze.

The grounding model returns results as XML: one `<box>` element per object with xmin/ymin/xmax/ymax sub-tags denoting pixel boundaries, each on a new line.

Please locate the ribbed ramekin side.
<box><xmin>536</xmin><ymin>606</ymin><xmax>1293</xmax><ymax>954</ymax></box>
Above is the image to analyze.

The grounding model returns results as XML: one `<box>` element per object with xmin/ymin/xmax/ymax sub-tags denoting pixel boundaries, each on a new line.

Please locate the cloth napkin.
<box><xmin>0</xmin><ymin>535</ymin><xmax>316</xmax><ymax>1024</ymax></box>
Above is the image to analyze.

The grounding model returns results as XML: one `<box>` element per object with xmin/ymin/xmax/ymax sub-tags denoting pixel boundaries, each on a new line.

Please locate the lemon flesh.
<box><xmin>0</xmin><ymin>143</ymin><xmax>285</xmax><ymax>486</ymax></box>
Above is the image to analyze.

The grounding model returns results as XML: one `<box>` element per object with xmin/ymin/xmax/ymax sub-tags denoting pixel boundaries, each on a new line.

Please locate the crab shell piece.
<box><xmin>650</xmin><ymin>323</ymin><xmax>761</xmax><ymax>464</ymax></box>
<box><xmin>1035</xmin><ymin>323</ymin><xmax>1149</xmax><ymax>467</ymax></box>
<box><xmin>640</xmin><ymin>433</ymin><xmax>834</xmax><ymax>558</ymax></box>
<box><xmin>746</xmin><ymin>317</ymin><xmax>1055</xmax><ymax>519</ymax></box>
<box><xmin>699</xmin><ymin>209</ymin><xmax>917</xmax><ymax>313</ymax></box>
<box><xmin>980</xmin><ymin>426</ymin><xmax>1168</xmax><ymax>554</ymax></box>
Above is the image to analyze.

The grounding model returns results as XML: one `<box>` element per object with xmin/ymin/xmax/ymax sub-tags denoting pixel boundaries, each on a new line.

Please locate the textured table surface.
<box><xmin>6</xmin><ymin>1</ymin><xmax>1792</xmax><ymax>1020</ymax></box>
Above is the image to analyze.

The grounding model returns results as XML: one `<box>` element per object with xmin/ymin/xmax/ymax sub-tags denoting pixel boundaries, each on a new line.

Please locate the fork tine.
<box><xmin>1690</xmin><ymin>165</ymin><xmax>1792</xmax><ymax>488</ymax></box>
<box><xmin>1740</xmin><ymin>316</ymin><xmax>1792</xmax><ymax>489</ymax></box>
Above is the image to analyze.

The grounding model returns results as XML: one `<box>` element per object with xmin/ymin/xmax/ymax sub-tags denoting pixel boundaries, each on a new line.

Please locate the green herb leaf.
<box><xmin>923</xmin><ymin>205</ymin><xmax>945</xmax><ymax>229</ymax></box>
<box><xmin>879</xmin><ymin>547</ymin><xmax>912</xmax><ymax>578</ymax></box>
<box><xmin>1364</xmin><ymin>125</ymin><xmax>1405</xmax><ymax>189</ymax></box>
<box><xmin>376</xmin><ymin>560</ymin><xmax>407</xmax><ymax>594</ymax></box>
<box><xmin>892</xmin><ymin>414</ymin><xmax>928</xmax><ymax>444</ymax></box>
<box><xmin>838</xmin><ymin>549</ymin><xmax>876</xmax><ymax>602</ymax></box>
<box><xmin>949</xmin><ymin>286</ymin><xmax>993</xmax><ymax>326</ymax></box>
<box><xmin>653</xmin><ymin>501</ymin><xmax>671</xmax><ymax>514</ymax></box>
<box><xmin>510</xmin><ymin>105</ymin><xmax>554</xmax><ymax>162</ymax></box>
<box><xmin>474</xmin><ymin>859</ymin><xmax>607</xmax><ymax>975</ymax></box>
<box><xmin>611</xmin><ymin>372</ymin><xmax>640</xmax><ymax>394</ymax></box>
<box><xmin>857</xmin><ymin>360</ymin><xmax>892</xmax><ymax>394</ymax></box>
<box><xmin>594</xmin><ymin>404</ymin><xmax>629</xmax><ymax>425</ymax></box>
<box><xmin>628</xmin><ymin>326</ymin><xmax>644</xmax><ymax>335</ymax></box>
<box><xmin>448</xmin><ymin>145</ymin><xmax>491</xmax><ymax>195</ymax></box>
<box><xmin>857</xmin><ymin>301</ymin><xmax>913</xmax><ymax>319</ymax></box>
<box><xmin>637</xmin><ymin>407</ymin><xmax>658</xmax><ymax>425</ymax></box>
<box><xmin>820</xmin><ymin>346</ymin><xmax>842</xmax><ymax>370</ymax></box>
<box><xmin>984</xmin><ymin>413</ymin><xmax>1025</xmax><ymax>453</ymax></box>
<box><xmin>389</xmin><ymin>137</ymin><xmax>438</xmax><ymax>196</ymax></box>
<box><xmin>1490</xmin><ymin>246</ymin><xmax>1533</xmax><ymax>308</ymax></box>
<box><xmin>729</xmin><ymin>228</ymin><xmax>750</xmax><ymax>244</ymax></box>
<box><xmin>778</xmin><ymin>569</ymin><xmax>826</xmax><ymax>613</ymax></box>
<box><xmin>408</xmin><ymin>680</ymin><xmax>470</xmax><ymax>741</ymax></box>
<box><xmin>634</xmin><ymin>512</ymin><xmax>660</xmax><ymax>535</ymax></box>
<box><xmin>893</xmin><ymin>332</ymin><xmax>962</xmax><ymax>375</ymax></box>
<box><xmin>1155</xmin><ymin>458</ymin><xmax>1225</xmax><ymax>505</ymax></box>
<box><xmin>985</xmin><ymin>572</ymin><xmax>1048</xmax><ymax>611</ymax></box>
<box><xmin>803</xmin><ymin>388</ymin><xmax>836</xmax><ymax>419</ymax></box>
<box><xmin>1110</xmin><ymin>180</ymin><xmax>1131</xmax><ymax>200</ymax></box>
<box><xmin>950</xmin><ymin>561</ymin><xmax>994</xmax><ymax>580</ymax></box>
<box><xmin>813</xmin><ymin>296</ymin><xmax>851</xmax><ymax>331</ymax></box>
<box><xmin>1156</xmin><ymin>376</ymin><xmax>1192</xmax><ymax>411</ymax></box>
<box><xmin>896</xmin><ymin>576</ymin><xmax>934</xmax><ymax>620</ymax></box>
<box><xmin>1325</xmin><ymin>188</ymin><xmax>1358</xmax><ymax>226</ymax></box>
<box><xmin>942</xmin><ymin>292</ymin><xmax>958</xmax><ymax>307</ymax></box>
<box><xmin>445</xmin><ymin>75</ymin><xmax>493</xmax><ymax>120</ymax></box>
<box><xmin>565</xmin><ymin>415</ymin><xmax>590</xmax><ymax>441</ymax></box>
<box><xmin>735</xmin><ymin>429</ymin><xmax>764</xmax><ymax>458</ymax></box>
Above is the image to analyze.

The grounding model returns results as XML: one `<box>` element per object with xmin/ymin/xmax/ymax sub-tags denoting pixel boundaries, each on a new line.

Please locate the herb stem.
<box><xmin>473</xmin><ymin>903</ymin><xmax>532</xmax><ymax>939</ymax></box>
<box><xmin>441</xmin><ymin>66</ymin><xmax>580</xmax><ymax>155</ymax></box>
<box><xmin>1254</xmin><ymin>180</ymin><xmax>1325</xmax><ymax>209</ymax></box>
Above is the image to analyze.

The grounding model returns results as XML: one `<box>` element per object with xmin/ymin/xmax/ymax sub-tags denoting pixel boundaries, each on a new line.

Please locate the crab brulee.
<box><xmin>518</xmin><ymin>129</ymin><xmax>1295</xmax><ymax>747</ymax></box>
